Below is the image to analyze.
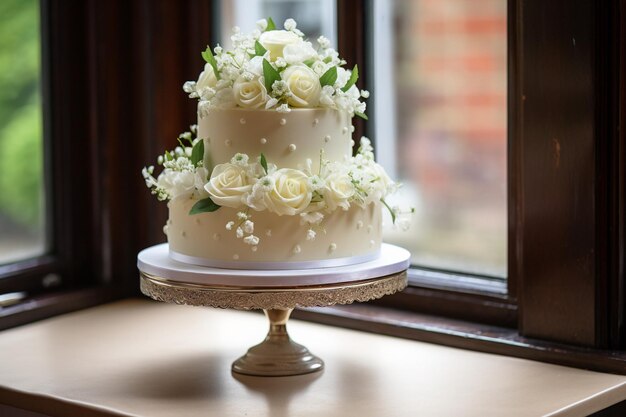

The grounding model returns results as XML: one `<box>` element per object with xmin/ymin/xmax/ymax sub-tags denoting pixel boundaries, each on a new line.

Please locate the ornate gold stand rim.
<box><xmin>140</xmin><ymin>270</ymin><xmax>407</xmax><ymax>310</ymax></box>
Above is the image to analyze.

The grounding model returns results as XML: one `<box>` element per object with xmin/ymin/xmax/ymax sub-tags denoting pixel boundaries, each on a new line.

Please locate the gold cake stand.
<box><xmin>139</xmin><ymin>269</ymin><xmax>407</xmax><ymax>377</ymax></box>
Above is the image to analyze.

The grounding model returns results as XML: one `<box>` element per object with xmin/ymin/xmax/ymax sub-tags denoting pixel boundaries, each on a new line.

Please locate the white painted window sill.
<box><xmin>0</xmin><ymin>299</ymin><xmax>625</xmax><ymax>417</ymax></box>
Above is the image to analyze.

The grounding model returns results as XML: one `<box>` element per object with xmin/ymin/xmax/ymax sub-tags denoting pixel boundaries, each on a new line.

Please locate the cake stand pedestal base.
<box><xmin>138</xmin><ymin>243</ymin><xmax>411</xmax><ymax>377</ymax></box>
<box><xmin>232</xmin><ymin>309</ymin><xmax>323</xmax><ymax>376</ymax></box>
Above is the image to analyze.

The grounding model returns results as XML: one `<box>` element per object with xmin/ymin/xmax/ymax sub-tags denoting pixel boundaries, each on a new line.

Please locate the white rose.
<box><xmin>157</xmin><ymin>169</ymin><xmax>196</xmax><ymax>199</ymax></box>
<box><xmin>323</xmin><ymin>173</ymin><xmax>354</xmax><ymax>211</ymax></box>
<box><xmin>282</xmin><ymin>41</ymin><xmax>317</xmax><ymax>65</ymax></box>
<box><xmin>259</xmin><ymin>30</ymin><xmax>301</xmax><ymax>61</ymax></box>
<box><xmin>232</xmin><ymin>76</ymin><xmax>268</xmax><ymax>108</ymax></box>
<box><xmin>196</xmin><ymin>63</ymin><xmax>217</xmax><ymax>92</ymax></box>
<box><xmin>262</xmin><ymin>168</ymin><xmax>312</xmax><ymax>215</ymax></box>
<box><xmin>204</xmin><ymin>163</ymin><xmax>252</xmax><ymax>208</ymax></box>
<box><xmin>281</xmin><ymin>65</ymin><xmax>321</xmax><ymax>108</ymax></box>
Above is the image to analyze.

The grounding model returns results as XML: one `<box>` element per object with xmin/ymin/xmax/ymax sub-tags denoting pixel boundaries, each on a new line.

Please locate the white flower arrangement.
<box><xmin>142</xmin><ymin>129</ymin><xmax>402</xmax><ymax>248</ymax></box>
<box><xmin>182</xmin><ymin>17</ymin><xmax>368</xmax><ymax>119</ymax></box>
<box><xmin>142</xmin><ymin>125</ymin><xmax>209</xmax><ymax>202</ymax></box>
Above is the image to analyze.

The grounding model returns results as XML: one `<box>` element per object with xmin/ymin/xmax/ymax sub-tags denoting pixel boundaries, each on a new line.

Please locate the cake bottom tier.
<box><xmin>166</xmin><ymin>197</ymin><xmax>382</xmax><ymax>269</ymax></box>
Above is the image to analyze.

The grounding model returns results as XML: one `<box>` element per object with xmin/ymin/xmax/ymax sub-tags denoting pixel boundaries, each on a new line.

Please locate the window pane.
<box><xmin>0</xmin><ymin>0</ymin><xmax>46</xmax><ymax>265</ymax></box>
<box><xmin>375</xmin><ymin>0</ymin><xmax>507</xmax><ymax>277</ymax></box>
<box><xmin>218</xmin><ymin>0</ymin><xmax>336</xmax><ymax>49</ymax></box>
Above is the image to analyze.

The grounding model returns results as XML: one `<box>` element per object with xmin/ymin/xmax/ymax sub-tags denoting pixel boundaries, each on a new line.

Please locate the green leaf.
<box><xmin>266</xmin><ymin>17</ymin><xmax>276</xmax><ymax>31</ymax></box>
<box><xmin>189</xmin><ymin>197</ymin><xmax>221</xmax><ymax>215</ymax></box>
<box><xmin>190</xmin><ymin>140</ymin><xmax>204</xmax><ymax>167</ymax></box>
<box><xmin>201</xmin><ymin>46</ymin><xmax>220</xmax><ymax>80</ymax></box>
<box><xmin>341</xmin><ymin>65</ymin><xmax>359</xmax><ymax>92</ymax></box>
<box><xmin>319</xmin><ymin>66</ymin><xmax>337</xmax><ymax>87</ymax></box>
<box><xmin>355</xmin><ymin>111</ymin><xmax>368</xmax><ymax>120</ymax></box>
<box><xmin>255</xmin><ymin>40</ymin><xmax>267</xmax><ymax>56</ymax></box>
<box><xmin>260</xmin><ymin>153</ymin><xmax>268</xmax><ymax>174</ymax></box>
<box><xmin>262</xmin><ymin>59</ymin><xmax>281</xmax><ymax>92</ymax></box>
<box><xmin>303</xmin><ymin>58</ymin><xmax>316</xmax><ymax>67</ymax></box>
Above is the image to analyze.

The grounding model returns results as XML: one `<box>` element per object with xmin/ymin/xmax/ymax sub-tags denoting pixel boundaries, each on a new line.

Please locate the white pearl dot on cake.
<box><xmin>356</xmin><ymin>221</ymin><xmax>364</xmax><ymax>230</ymax></box>
<box><xmin>370</xmin><ymin>240</ymin><xmax>375</xmax><ymax>248</ymax></box>
<box><xmin>212</xmin><ymin>233</ymin><xmax>220</xmax><ymax>241</ymax></box>
<box><xmin>342</xmin><ymin>127</ymin><xmax>348</xmax><ymax>134</ymax></box>
<box><xmin>233</xmin><ymin>254</ymin><xmax>239</xmax><ymax>260</ymax></box>
<box><xmin>162</xmin><ymin>225</ymin><xmax>168</xmax><ymax>235</ymax></box>
<box><xmin>251</xmin><ymin>246</ymin><xmax>258</xmax><ymax>252</ymax></box>
<box><xmin>280</xmin><ymin>118</ymin><xmax>287</xmax><ymax>125</ymax></box>
<box><xmin>350</xmin><ymin>139</ymin><xmax>355</xmax><ymax>146</ymax></box>
<box><xmin>260</xmin><ymin>137</ymin><xmax>267</xmax><ymax>144</ymax></box>
<box><xmin>240</xmin><ymin>118</ymin><xmax>246</xmax><ymax>124</ymax></box>
<box><xmin>288</xmin><ymin>144</ymin><xmax>297</xmax><ymax>152</ymax></box>
<box><xmin>367</xmin><ymin>225</ymin><xmax>373</xmax><ymax>234</ymax></box>
<box><xmin>324</xmin><ymin>135</ymin><xmax>331</xmax><ymax>143</ymax></box>
<box><xmin>350</xmin><ymin>125</ymin><xmax>355</xmax><ymax>132</ymax></box>
<box><xmin>266</xmin><ymin>229</ymin><xmax>272</xmax><ymax>237</ymax></box>
<box><xmin>225</xmin><ymin>139</ymin><xmax>232</xmax><ymax>147</ymax></box>
<box><xmin>329</xmin><ymin>243</ymin><xmax>337</xmax><ymax>252</ymax></box>
<box><xmin>313</xmin><ymin>118</ymin><xmax>319</xmax><ymax>125</ymax></box>
<box><xmin>292</xmin><ymin>245</ymin><xmax>301</xmax><ymax>254</ymax></box>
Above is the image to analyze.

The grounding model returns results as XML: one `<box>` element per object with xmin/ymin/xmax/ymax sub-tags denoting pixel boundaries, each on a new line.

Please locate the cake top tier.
<box><xmin>182</xmin><ymin>18</ymin><xmax>368</xmax><ymax>120</ymax></box>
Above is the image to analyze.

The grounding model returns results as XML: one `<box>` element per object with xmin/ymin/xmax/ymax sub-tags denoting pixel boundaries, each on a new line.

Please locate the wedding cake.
<box><xmin>142</xmin><ymin>18</ymin><xmax>399</xmax><ymax>269</ymax></box>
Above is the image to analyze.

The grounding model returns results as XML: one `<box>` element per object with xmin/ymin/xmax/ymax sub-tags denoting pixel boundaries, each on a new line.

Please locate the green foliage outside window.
<box><xmin>0</xmin><ymin>0</ymin><xmax>43</xmax><ymax>229</ymax></box>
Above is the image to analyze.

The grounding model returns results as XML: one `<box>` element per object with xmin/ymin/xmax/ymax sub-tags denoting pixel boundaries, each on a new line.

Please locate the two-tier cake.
<box><xmin>142</xmin><ymin>18</ymin><xmax>398</xmax><ymax>269</ymax></box>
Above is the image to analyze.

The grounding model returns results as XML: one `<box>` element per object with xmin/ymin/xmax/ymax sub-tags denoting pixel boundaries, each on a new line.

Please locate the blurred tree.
<box><xmin>0</xmin><ymin>0</ymin><xmax>42</xmax><ymax>229</ymax></box>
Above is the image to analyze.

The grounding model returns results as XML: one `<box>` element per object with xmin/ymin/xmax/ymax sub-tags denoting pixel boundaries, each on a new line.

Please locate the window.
<box><xmin>374</xmin><ymin>0</ymin><xmax>508</xmax><ymax>278</ymax></box>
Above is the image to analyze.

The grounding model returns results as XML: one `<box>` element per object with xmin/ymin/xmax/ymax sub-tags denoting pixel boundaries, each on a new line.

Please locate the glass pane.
<box><xmin>0</xmin><ymin>0</ymin><xmax>46</xmax><ymax>265</ymax></box>
<box><xmin>375</xmin><ymin>0</ymin><xmax>507</xmax><ymax>277</ymax></box>
<box><xmin>219</xmin><ymin>0</ymin><xmax>336</xmax><ymax>48</ymax></box>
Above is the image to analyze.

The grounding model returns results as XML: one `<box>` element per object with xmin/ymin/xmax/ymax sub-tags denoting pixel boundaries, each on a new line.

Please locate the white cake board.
<box><xmin>137</xmin><ymin>243</ymin><xmax>410</xmax><ymax>288</ymax></box>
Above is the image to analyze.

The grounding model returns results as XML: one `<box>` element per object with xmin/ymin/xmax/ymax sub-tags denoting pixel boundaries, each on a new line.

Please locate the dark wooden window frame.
<box><xmin>2</xmin><ymin>0</ymin><xmax>625</xmax><ymax>378</ymax></box>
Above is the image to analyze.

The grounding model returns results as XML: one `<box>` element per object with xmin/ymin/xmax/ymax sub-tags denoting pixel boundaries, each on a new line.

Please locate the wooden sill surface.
<box><xmin>0</xmin><ymin>299</ymin><xmax>625</xmax><ymax>417</ymax></box>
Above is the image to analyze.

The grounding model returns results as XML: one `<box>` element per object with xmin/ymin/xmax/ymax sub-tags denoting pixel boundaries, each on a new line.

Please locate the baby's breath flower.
<box><xmin>284</xmin><ymin>18</ymin><xmax>297</xmax><ymax>31</ymax></box>
<box><xmin>276</xmin><ymin>103</ymin><xmax>291</xmax><ymax>113</ymax></box>
<box><xmin>243</xmin><ymin>235</ymin><xmax>260</xmax><ymax>246</ymax></box>
<box><xmin>272</xmin><ymin>80</ymin><xmax>289</xmax><ymax>96</ymax></box>
<box><xmin>231</xmin><ymin>153</ymin><xmax>249</xmax><ymax>166</ymax></box>
<box><xmin>243</xmin><ymin>220</ymin><xmax>254</xmax><ymax>234</ymax></box>
<box><xmin>361</xmin><ymin>90</ymin><xmax>370</xmax><ymax>99</ymax></box>
<box><xmin>256</xmin><ymin>19</ymin><xmax>268</xmax><ymax>31</ymax></box>
<box><xmin>236</xmin><ymin>227</ymin><xmax>244</xmax><ymax>238</ymax></box>
<box><xmin>225</xmin><ymin>221</ymin><xmax>235</xmax><ymax>230</ymax></box>
<box><xmin>306</xmin><ymin>229</ymin><xmax>316</xmax><ymax>241</ymax></box>
<box><xmin>317</xmin><ymin>35</ymin><xmax>330</xmax><ymax>49</ymax></box>
<box><xmin>237</xmin><ymin>211</ymin><xmax>248</xmax><ymax>220</ymax></box>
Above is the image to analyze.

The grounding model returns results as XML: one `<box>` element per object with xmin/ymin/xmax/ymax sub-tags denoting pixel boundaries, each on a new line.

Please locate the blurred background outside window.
<box><xmin>218</xmin><ymin>0</ymin><xmax>336</xmax><ymax>49</ymax></box>
<box><xmin>0</xmin><ymin>0</ymin><xmax>46</xmax><ymax>265</ymax></box>
<box><xmin>376</xmin><ymin>0</ymin><xmax>507</xmax><ymax>278</ymax></box>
